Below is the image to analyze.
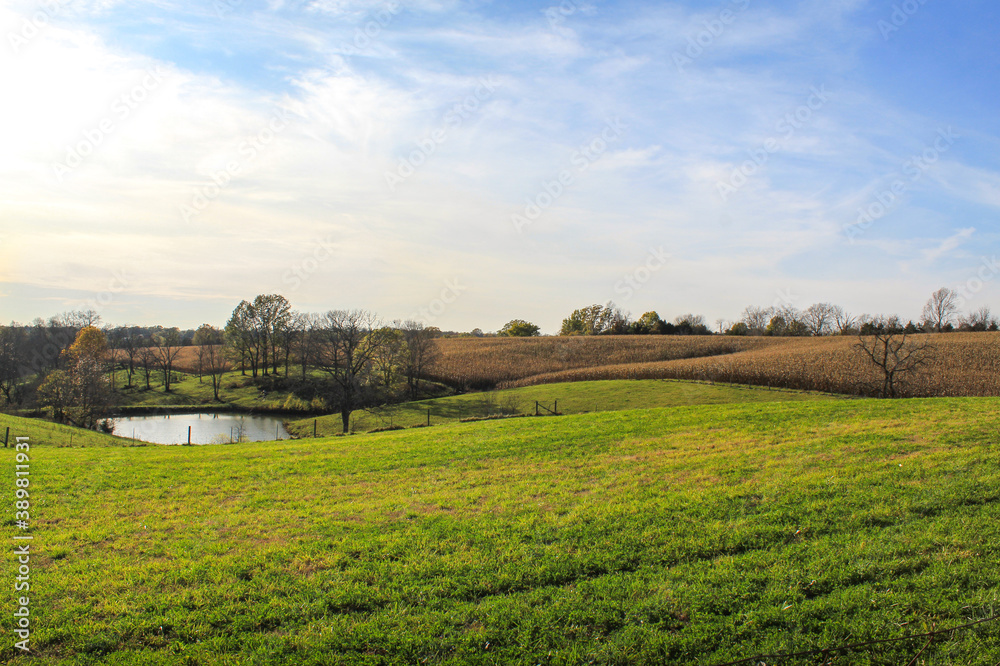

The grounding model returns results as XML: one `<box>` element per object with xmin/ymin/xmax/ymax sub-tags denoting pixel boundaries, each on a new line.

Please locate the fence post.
<box><xmin>554</xmin><ymin>400</ymin><xmax>558</xmax><ymax>415</ymax></box>
<box><xmin>427</xmin><ymin>408</ymin><xmax>431</xmax><ymax>426</ymax></box>
<box><xmin>187</xmin><ymin>426</ymin><xmax>192</xmax><ymax>445</ymax></box>
<box><xmin>535</xmin><ymin>401</ymin><xmax>539</xmax><ymax>416</ymax></box>
<box><xmin>3</xmin><ymin>426</ymin><xmax>8</xmax><ymax>448</ymax></box>
<box><xmin>313</xmin><ymin>419</ymin><xmax>317</xmax><ymax>438</ymax></box>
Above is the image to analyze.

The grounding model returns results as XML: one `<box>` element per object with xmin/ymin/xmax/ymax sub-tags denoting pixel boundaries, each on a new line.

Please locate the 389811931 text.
<box><xmin>12</xmin><ymin>436</ymin><xmax>32</xmax><ymax>652</ymax></box>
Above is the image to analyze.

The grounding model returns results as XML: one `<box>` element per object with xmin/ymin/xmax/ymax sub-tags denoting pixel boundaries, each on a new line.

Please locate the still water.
<box><xmin>112</xmin><ymin>412</ymin><xmax>290</xmax><ymax>445</ymax></box>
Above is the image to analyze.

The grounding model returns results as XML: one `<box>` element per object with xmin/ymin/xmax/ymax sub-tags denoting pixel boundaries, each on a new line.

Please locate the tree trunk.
<box><xmin>341</xmin><ymin>408</ymin><xmax>351</xmax><ymax>434</ymax></box>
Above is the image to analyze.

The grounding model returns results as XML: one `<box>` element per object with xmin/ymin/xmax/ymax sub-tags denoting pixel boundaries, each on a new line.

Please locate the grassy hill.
<box><xmin>112</xmin><ymin>370</ymin><xmax>311</xmax><ymax>412</ymax></box>
<box><xmin>3</xmin><ymin>398</ymin><xmax>999</xmax><ymax>664</ymax></box>
<box><xmin>287</xmin><ymin>378</ymin><xmax>843</xmax><ymax>437</ymax></box>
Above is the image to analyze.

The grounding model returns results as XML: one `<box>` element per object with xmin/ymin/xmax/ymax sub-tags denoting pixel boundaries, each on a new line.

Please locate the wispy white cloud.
<box><xmin>2</xmin><ymin>0</ymin><xmax>999</xmax><ymax>330</ymax></box>
<box><xmin>923</xmin><ymin>227</ymin><xmax>977</xmax><ymax>263</ymax></box>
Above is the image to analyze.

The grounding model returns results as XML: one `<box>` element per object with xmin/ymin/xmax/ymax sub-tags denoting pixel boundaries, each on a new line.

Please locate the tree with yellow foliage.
<box><xmin>38</xmin><ymin>326</ymin><xmax>113</xmax><ymax>430</ymax></box>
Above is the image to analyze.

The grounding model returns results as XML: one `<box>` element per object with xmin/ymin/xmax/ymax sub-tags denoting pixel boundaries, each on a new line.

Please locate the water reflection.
<box><xmin>112</xmin><ymin>412</ymin><xmax>290</xmax><ymax>445</ymax></box>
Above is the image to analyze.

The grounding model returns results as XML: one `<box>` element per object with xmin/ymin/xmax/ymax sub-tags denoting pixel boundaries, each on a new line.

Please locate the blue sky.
<box><xmin>1</xmin><ymin>0</ymin><xmax>998</xmax><ymax>333</ymax></box>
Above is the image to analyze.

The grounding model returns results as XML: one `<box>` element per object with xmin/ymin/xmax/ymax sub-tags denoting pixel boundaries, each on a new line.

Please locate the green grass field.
<box><xmin>2</xmin><ymin>397</ymin><xmax>999</xmax><ymax>664</ymax></box>
<box><xmin>287</xmin><ymin>379</ymin><xmax>843</xmax><ymax>437</ymax></box>
<box><xmin>113</xmin><ymin>370</ymin><xmax>308</xmax><ymax>413</ymax></box>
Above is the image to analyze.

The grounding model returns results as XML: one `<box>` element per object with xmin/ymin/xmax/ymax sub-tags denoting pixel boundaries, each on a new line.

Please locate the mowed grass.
<box><xmin>3</xmin><ymin>399</ymin><xmax>1000</xmax><ymax>664</ymax></box>
<box><xmin>288</xmin><ymin>379</ymin><xmax>842</xmax><ymax>437</ymax></box>
<box><xmin>0</xmin><ymin>413</ymin><xmax>138</xmax><ymax>448</ymax></box>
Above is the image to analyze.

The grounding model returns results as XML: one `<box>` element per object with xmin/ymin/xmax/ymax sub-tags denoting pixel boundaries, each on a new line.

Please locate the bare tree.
<box><xmin>802</xmin><ymin>303</ymin><xmax>836</xmax><ymax>336</ymax></box>
<box><xmin>772</xmin><ymin>303</ymin><xmax>801</xmax><ymax>326</ymax></box>
<box><xmin>137</xmin><ymin>343</ymin><xmax>156</xmax><ymax>390</ymax></box>
<box><xmin>61</xmin><ymin>309</ymin><xmax>102</xmax><ymax>330</ymax></box>
<box><xmin>291</xmin><ymin>312</ymin><xmax>321</xmax><ymax>380</ymax></box>
<box><xmin>400</xmin><ymin>320</ymin><xmax>441</xmax><ymax>399</ymax></box>
<box><xmin>607</xmin><ymin>306</ymin><xmax>632</xmax><ymax>334</ymax></box>
<box><xmin>110</xmin><ymin>326</ymin><xmax>142</xmax><ymax>389</ymax></box>
<box><xmin>831</xmin><ymin>305</ymin><xmax>856</xmax><ymax>335</ymax></box>
<box><xmin>315</xmin><ymin>310</ymin><xmax>388</xmax><ymax>433</ymax></box>
<box><xmin>960</xmin><ymin>306</ymin><xmax>997</xmax><ymax>332</ymax></box>
<box><xmin>922</xmin><ymin>287</ymin><xmax>960</xmax><ymax>333</ymax></box>
<box><xmin>741</xmin><ymin>306</ymin><xmax>773</xmax><ymax>335</ymax></box>
<box><xmin>192</xmin><ymin>324</ymin><xmax>218</xmax><ymax>383</ymax></box>
<box><xmin>202</xmin><ymin>329</ymin><xmax>231</xmax><ymax>401</ymax></box>
<box><xmin>153</xmin><ymin>329</ymin><xmax>183</xmax><ymax>392</ymax></box>
<box><xmin>763</xmin><ymin>302</ymin><xmax>806</xmax><ymax>336</ymax></box>
<box><xmin>672</xmin><ymin>313</ymin><xmax>698</xmax><ymax>327</ymax></box>
<box><xmin>855</xmin><ymin>317</ymin><xmax>935</xmax><ymax>398</ymax></box>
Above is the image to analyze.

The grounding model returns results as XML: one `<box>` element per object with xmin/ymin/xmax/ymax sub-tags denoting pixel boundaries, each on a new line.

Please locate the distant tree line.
<box><xmin>723</xmin><ymin>289</ymin><xmax>996</xmax><ymax>337</ymax></box>
<box><xmin>2</xmin><ymin>287</ymin><xmax>997</xmax><ymax>426</ymax></box>
<box><xmin>0</xmin><ymin>300</ymin><xmax>443</xmax><ymax>434</ymax></box>
<box><xmin>489</xmin><ymin>304</ymin><xmax>713</xmax><ymax>338</ymax></box>
<box><xmin>0</xmin><ymin>309</ymin><xmax>219</xmax><ymax>428</ymax></box>
<box><xmin>490</xmin><ymin>289</ymin><xmax>995</xmax><ymax>339</ymax></box>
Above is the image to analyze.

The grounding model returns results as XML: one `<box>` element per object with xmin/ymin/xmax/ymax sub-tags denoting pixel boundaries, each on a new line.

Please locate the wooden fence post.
<box><xmin>3</xmin><ymin>426</ymin><xmax>9</xmax><ymax>448</ymax></box>
<box><xmin>313</xmin><ymin>419</ymin><xmax>317</xmax><ymax>438</ymax></box>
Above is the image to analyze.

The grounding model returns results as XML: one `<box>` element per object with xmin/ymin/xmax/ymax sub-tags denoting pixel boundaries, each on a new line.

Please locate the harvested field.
<box><xmin>503</xmin><ymin>332</ymin><xmax>1000</xmax><ymax>398</ymax></box>
<box><xmin>172</xmin><ymin>345</ymin><xmax>204</xmax><ymax>373</ymax></box>
<box><xmin>175</xmin><ymin>333</ymin><xmax>1000</xmax><ymax>398</ymax></box>
<box><xmin>169</xmin><ymin>345</ymin><xmax>222</xmax><ymax>373</ymax></box>
<box><xmin>425</xmin><ymin>335</ymin><xmax>788</xmax><ymax>389</ymax></box>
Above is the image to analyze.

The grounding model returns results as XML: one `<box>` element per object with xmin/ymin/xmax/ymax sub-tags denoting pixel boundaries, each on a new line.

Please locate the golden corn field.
<box><xmin>173</xmin><ymin>333</ymin><xmax>1000</xmax><ymax>398</ymax></box>
<box><xmin>424</xmin><ymin>335</ymin><xmax>788</xmax><ymax>389</ymax></box>
<box><xmin>429</xmin><ymin>333</ymin><xmax>1000</xmax><ymax>398</ymax></box>
<box><xmin>172</xmin><ymin>345</ymin><xmax>210</xmax><ymax>373</ymax></box>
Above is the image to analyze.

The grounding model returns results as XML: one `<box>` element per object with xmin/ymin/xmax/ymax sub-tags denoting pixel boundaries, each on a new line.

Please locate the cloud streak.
<box><xmin>2</xmin><ymin>1</ymin><xmax>999</xmax><ymax>331</ymax></box>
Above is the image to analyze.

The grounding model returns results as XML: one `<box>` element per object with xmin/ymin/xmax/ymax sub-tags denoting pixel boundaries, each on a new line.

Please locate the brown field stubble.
<box><xmin>172</xmin><ymin>345</ymin><xmax>210</xmax><ymax>373</ymax></box>
<box><xmin>426</xmin><ymin>336</ymin><xmax>787</xmax><ymax>390</ymax></box>
<box><xmin>177</xmin><ymin>333</ymin><xmax>1000</xmax><ymax>397</ymax></box>
<box><xmin>494</xmin><ymin>333</ymin><xmax>1000</xmax><ymax>397</ymax></box>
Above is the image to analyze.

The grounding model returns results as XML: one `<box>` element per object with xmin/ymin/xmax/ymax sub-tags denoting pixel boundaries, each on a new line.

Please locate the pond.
<box><xmin>111</xmin><ymin>412</ymin><xmax>290</xmax><ymax>445</ymax></box>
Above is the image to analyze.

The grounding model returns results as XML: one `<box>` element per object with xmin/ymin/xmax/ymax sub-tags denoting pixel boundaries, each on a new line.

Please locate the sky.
<box><xmin>1</xmin><ymin>0</ymin><xmax>998</xmax><ymax>334</ymax></box>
